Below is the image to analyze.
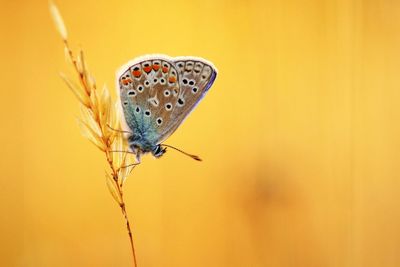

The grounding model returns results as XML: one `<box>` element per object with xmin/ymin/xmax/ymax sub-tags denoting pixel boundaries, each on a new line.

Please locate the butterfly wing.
<box><xmin>117</xmin><ymin>55</ymin><xmax>217</xmax><ymax>148</ymax></box>
<box><xmin>117</xmin><ymin>55</ymin><xmax>181</xmax><ymax>146</ymax></box>
<box><xmin>155</xmin><ymin>57</ymin><xmax>217</xmax><ymax>143</ymax></box>
<box><xmin>117</xmin><ymin>66</ymin><xmax>142</xmax><ymax>135</ymax></box>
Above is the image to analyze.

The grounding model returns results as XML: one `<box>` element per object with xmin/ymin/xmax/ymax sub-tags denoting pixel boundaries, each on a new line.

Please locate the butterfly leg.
<box><xmin>135</xmin><ymin>151</ymin><xmax>142</xmax><ymax>164</ymax></box>
<box><xmin>119</xmin><ymin>162</ymin><xmax>140</xmax><ymax>169</ymax></box>
<box><xmin>107</xmin><ymin>124</ymin><xmax>133</xmax><ymax>134</ymax></box>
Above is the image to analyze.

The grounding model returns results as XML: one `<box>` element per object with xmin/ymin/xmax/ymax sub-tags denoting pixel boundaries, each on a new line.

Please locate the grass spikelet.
<box><xmin>49</xmin><ymin>2</ymin><xmax>68</xmax><ymax>40</ymax></box>
<box><xmin>77</xmin><ymin>117</ymin><xmax>105</xmax><ymax>151</ymax></box>
<box><xmin>50</xmin><ymin>3</ymin><xmax>138</xmax><ymax>266</ymax></box>
<box><xmin>59</xmin><ymin>73</ymin><xmax>90</xmax><ymax>107</ymax></box>
<box><xmin>106</xmin><ymin>173</ymin><xmax>123</xmax><ymax>205</ymax></box>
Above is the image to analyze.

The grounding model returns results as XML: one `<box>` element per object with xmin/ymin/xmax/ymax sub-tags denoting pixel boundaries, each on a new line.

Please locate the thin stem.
<box><xmin>106</xmin><ymin>150</ymin><xmax>138</xmax><ymax>267</ymax></box>
<box><xmin>120</xmin><ymin>201</ymin><xmax>137</xmax><ymax>267</ymax></box>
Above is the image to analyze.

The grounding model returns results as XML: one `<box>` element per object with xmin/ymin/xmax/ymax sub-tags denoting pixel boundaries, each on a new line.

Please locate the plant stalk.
<box><xmin>120</xmin><ymin>201</ymin><xmax>137</xmax><ymax>267</ymax></box>
<box><xmin>106</xmin><ymin>151</ymin><xmax>138</xmax><ymax>267</ymax></box>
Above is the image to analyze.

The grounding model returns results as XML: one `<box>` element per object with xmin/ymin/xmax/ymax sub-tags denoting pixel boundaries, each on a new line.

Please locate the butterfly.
<box><xmin>116</xmin><ymin>54</ymin><xmax>217</xmax><ymax>162</ymax></box>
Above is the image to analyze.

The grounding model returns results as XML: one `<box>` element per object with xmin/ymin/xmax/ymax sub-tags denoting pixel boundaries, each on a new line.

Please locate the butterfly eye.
<box><xmin>189</xmin><ymin>80</ymin><xmax>195</xmax><ymax>86</ymax></box>
<box><xmin>156</xmin><ymin>117</ymin><xmax>163</xmax><ymax>125</ymax></box>
<box><xmin>182</xmin><ymin>78</ymin><xmax>188</xmax><ymax>85</ymax></box>
<box><xmin>192</xmin><ymin>87</ymin><xmax>198</xmax><ymax>94</ymax></box>
<box><xmin>177</xmin><ymin>97</ymin><xmax>185</xmax><ymax>107</ymax></box>
<box><xmin>163</xmin><ymin>90</ymin><xmax>171</xmax><ymax>97</ymax></box>
<box><xmin>127</xmin><ymin>90</ymin><xmax>136</xmax><ymax>96</ymax></box>
<box><xmin>165</xmin><ymin>103</ymin><xmax>172</xmax><ymax>111</ymax></box>
<box><xmin>135</xmin><ymin>106</ymin><xmax>141</xmax><ymax>113</ymax></box>
<box><xmin>160</xmin><ymin>78</ymin><xmax>166</xmax><ymax>84</ymax></box>
<box><xmin>144</xmin><ymin>81</ymin><xmax>150</xmax><ymax>87</ymax></box>
<box><xmin>137</xmin><ymin>85</ymin><xmax>144</xmax><ymax>92</ymax></box>
<box><xmin>153</xmin><ymin>78</ymin><xmax>158</xmax><ymax>84</ymax></box>
<box><xmin>144</xmin><ymin>110</ymin><xmax>151</xmax><ymax>117</ymax></box>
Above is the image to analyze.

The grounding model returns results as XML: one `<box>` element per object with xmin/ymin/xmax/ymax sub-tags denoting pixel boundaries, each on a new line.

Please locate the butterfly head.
<box><xmin>152</xmin><ymin>144</ymin><xmax>167</xmax><ymax>158</ymax></box>
<box><xmin>128</xmin><ymin>134</ymin><xmax>166</xmax><ymax>159</ymax></box>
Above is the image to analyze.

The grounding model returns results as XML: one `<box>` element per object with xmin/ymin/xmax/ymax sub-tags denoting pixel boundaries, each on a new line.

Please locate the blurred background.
<box><xmin>2</xmin><ymin>0</ymin><xmax>400</xmax><ymax>266</ymax></box>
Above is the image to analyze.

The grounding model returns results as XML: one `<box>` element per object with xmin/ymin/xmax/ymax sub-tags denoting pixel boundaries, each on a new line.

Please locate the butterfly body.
<box><xmin>116</xmin><ymin>54</ymin><xmax>217</xmax><ymax>160</ymax></box>
<box><xmin>127</xmin><ymin>125</ymin><xmax>165</xmax><ymax>158</ymax></box>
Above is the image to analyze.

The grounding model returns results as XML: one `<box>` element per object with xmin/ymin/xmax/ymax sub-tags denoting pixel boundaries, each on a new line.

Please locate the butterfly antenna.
<box><xmin>161</xmin><ymin>144</ymin><xmax>202</xmax><ymax>161</ymax></box>
<box><xmin>119</xmin><ymin>162</ymin><xmax>140</xmax><ymax>169</ymax></box>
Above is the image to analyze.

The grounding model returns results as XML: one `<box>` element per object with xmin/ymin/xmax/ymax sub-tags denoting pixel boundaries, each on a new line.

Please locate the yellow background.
<box><xmin>2</xmin><ymin>0</ymin><xmax>400</xmax><ymax>266</ymax></box>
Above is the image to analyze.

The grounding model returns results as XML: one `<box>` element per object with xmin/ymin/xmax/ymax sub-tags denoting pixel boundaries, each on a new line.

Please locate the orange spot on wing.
<box><xmin>143</xmin><ymin>66</ymin><xmax>152</xmax><ymax>73</ymax></box>
<box><xmin>162</xmin><ymin>67</ymin><xmax>169</xmax><ymax>73</ymax></box>
<box><xmin>168</xmin><ymin>76</ymin><xmax>176</xmax><ymax>83</ymax></box>
<box><xmin>153</xmin><ymin>65</ymin><xmax>160</xmax><ymax>71</ymax></box>
<box><xmin>132</xmin><ymin>70</ymin><xmax>141</xmax><ymax>77</ymax></box>
<box><xmin>122</xmin><ymin>80</ymin><xmax>129</xmax><ymax>85</ymax></box>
